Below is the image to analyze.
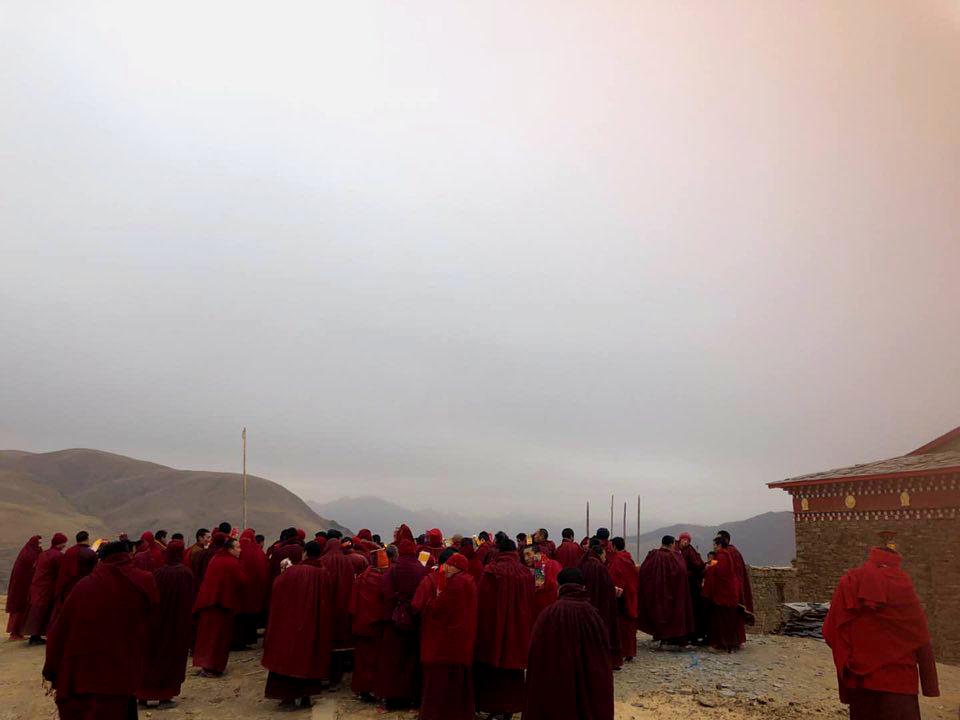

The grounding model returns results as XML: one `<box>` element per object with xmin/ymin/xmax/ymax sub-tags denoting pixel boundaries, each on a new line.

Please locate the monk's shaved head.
<box><xmin>557</xmin><ymin>567</ymin><xmax>584</xmax><ymax>586</ymax></box>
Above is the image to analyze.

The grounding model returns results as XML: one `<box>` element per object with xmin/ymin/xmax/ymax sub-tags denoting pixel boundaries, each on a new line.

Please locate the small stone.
<box><xmin>698</xmin><ymin>698</ymin><xmax>719</xmax><ymax>708</ymax></box>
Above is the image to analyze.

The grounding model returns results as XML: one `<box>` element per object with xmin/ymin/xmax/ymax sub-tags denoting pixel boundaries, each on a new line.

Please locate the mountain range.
<box><xmin>0</xmin><ymin>448</ymin><xmax>349</xmax><ymax>590</ymax></box>
<box><xmin>309</xmin><ymin>496</ymin><xmax>795</xmax><ymax>567</ymax></box>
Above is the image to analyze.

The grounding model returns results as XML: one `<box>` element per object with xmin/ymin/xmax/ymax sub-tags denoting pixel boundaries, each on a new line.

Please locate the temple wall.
<box><xmin>794</xmin><ymin>515</ymin><xmax>960</xmax><ymax>663</ymax></box>
<box><xmin>747</xmin><ymin>565</ymin><xmax>800</xmax><ymax>634</ymax></box>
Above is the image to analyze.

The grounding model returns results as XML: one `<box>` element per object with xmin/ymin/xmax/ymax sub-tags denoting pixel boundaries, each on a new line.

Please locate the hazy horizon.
<box><xmin>3</xmin><ymin>3</ymin><xmax>959</xmax><ymax>526</ymax></box>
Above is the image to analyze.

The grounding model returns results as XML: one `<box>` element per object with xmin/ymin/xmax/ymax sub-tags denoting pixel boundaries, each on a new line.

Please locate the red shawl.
<box><xmin>419</xmin><ymin>571</ymin><xmax>477</xmax><ymax>666</ymax></box>
<box><xmin>350</xmin><ymin>566</ymin><xmax>387</xmax><ymax>637</ymax></box>
<box><xmin>27</xmin><ymin>546</ymin><xmax>64</xmax><ymax>616</ymax></box>
<box><xmin>578</xmin><ymin>552</ymin><xmax>621</xmax><ymax>656</ymax></box>
<box><xmin>524</xmin><ymin>584</ymin><xmax>614</xmax><ymax>720</ymax></box>
<box><xmin>5</xmin><ymin>535</ymin><xmax>42</xmax><ymax>614</ymax></box>
<box><xmin>474</xmin><ymin>551</ymin><xmax>535</xmax><ymax>669</ymax></box>
<box><xmin>134</xmin><ymin>532</ymin><xmax>164</xmax><ymax>571</ymax></box>
<box><xmin>193</xmin><ymin>550</ymin><xmax>246</xmax><ymax>614</ymax></box>
<box><xmin>727</xmin><ymin>544</ymin><xmax>753</xmax><ymax>611</ymax></box>
<box><xmin>554</xmin><ymin>539</ymin><xmax>585</xmax><ymax>569</ymax></box>
<box><xmin>43</xmin><ymin>554</ymin><xmax>158</xmax><ymax>700</ymax></box>
<box><xmin>238</xmin><ymin>529</ymin><xmax>269</xmax><ymax>615</ymax></box>
<box><xmin>532</xmin><ymin>558</ymin><xmax>562</xmax><ymax>622</ymax></box>
<box><xmin>320</xmin><ymin>538</ymin><xmax>356</xmax><ymax>648</ymax></box>
<box><xmin>636</xmin><ymin>548</ymin><xmax>693</xmax><ymax>640</ymax></box>
<box><xmin>394</xmin><ymin>524</ymin><xmax>414</xmax><ymax>545</ymax></box>
<box><xmin>702</xmin><ymin>547</ymin><xmax>740</xmax><ymax>607</ymax></box>
<box><xmin>262</xmin><ymin>560</ymin><xmax>333</xmax><ymax>680</ymax></box>
<box><xmin>608</xmin><ymin>550</ymin><xmax>638</xmax><ymax>621</ymax></box>
<box><xmin>823</xmin><ymin>548</ymin><xmax>931</xmax><ymax>690</ymax></box>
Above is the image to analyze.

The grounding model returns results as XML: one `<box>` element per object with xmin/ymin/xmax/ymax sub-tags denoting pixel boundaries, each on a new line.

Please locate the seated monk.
<box><xmin>823</xmin><ymin>540</ymin><xmax>939</xmax><ymax>720</ymax></box>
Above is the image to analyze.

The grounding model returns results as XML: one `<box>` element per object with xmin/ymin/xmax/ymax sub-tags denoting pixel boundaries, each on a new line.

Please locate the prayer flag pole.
<box><xmin>622</xmin><ymin>501</ymin><xmax>626</xmax><ymax>538</ymax></box>
<box><xmin>636</xmin><ymin>495</ymin><xmax>641</xmax><ymax>562</ymax></box>
<box><xmin>586</xmin><ymin>501</ymin><xmax>590</xmax><ymax>538</ymax></box>
<box><xmin>241</xmin><ymin>427</ymin><xmax>248</xmax><ymax>530</ymax></box>
<box><xmin>610</xmin><ymin>494</ymin><xmax>614</xmax><ymax>531</ymax></box>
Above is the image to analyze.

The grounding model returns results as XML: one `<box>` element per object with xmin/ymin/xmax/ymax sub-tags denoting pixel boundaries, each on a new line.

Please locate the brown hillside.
<box><xmin>0</xmin><ymin>449</ymin><xmax>349</xmax><ymax>590</ymax></box>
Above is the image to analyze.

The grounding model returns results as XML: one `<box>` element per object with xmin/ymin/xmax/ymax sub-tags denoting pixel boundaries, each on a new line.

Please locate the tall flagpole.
<box><xmin>609</xmin><ymin>494</ymin><xmax>614</xmax><ymax>531</ymax></box>
<box><xmin>586</xmin><ymin>501</ymin><xmax>590</xmax><ymax>538</ymax></box>
<box><xmin>242</xmin><ymin>427</ymin><xmax>248</xmax><ymax>530</ymax></box>
<box><xmin>622</xmin><ymin>501</ymin><xmax>627</xmax><ymax>538</ymax></box>
<box><xmin>636</xmin><ymin>495</ymin><xmax>641</xmax><ymax>562</ymax></box>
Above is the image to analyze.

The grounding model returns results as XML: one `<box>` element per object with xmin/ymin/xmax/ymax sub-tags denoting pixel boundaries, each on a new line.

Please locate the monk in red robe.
<box><xmin>578</xmin><ymin>538</ymin><xmax>622</xmax><ymax>669</ymax></box>
<box><xmin>678</xmin><ymin>531</ymin><xmax>706</xmax><ymax>643</ymax></box>
<box><xmin>350</xmin><ymin>548</ymin><xmax>389</xmax><ymax>701</ymax></box>
<box><xmin>376</xmin><ymin>538</ymin><xmax>428</xmax><ymax>709</ymax></box>
<box><xmin>554</xmin><ymin>527</ymin><xmax>585</xmax><ymax>568</ymax></box>
<box><xmin>533</xmin><ymin>529</ymin><xmax>557</xmax><ymax>559</ymax></box>
<box><xmin>343</xmin><ymin>537</ymin><xmax>370</xmax><ymax>574</ymax></box>
<box><xmin>262</xmin><ymin>540</ymin><xmax>333</xmax><ymax>709</ymax></box>
<box><xmin>133</xmin><ymin>531</ymin><xmax>164</xmax><ymax>572</ymax></box>
<box><xmin>717</xmin><ymin>529</ymin><xmax>752</xmax><ymax>644</ymax></box>
<box><xmin>475</xmin><ymin>531</ymin><xmax>496</xmax><ymax>566</ymax></box>
<box><xmin>637</xmin><ymin>535</ymin><xmax>694</xmax><ymax>647</ymax></box>
<box><xmin>43</xmin><ymin>540</ymin><xmax>158</xmax><ymax>720</ymax></box>
<box><xmin>50</xmin><ymin>531</ymin><xmax>98</xmax><ymax>630</ymax></box>
<box><xmin>416</xmin><ymin>553</ymin><xmax>477</xmax><ymax>720</ymax></box>
<box><xmin>5</xmin><ymin>534</ymin><xmax>42</xmax><ymax>640</ymax></box>
<box><xmin>419</xmin><ymin>528</ymin><xmax>445</xmax><ymax>566</ymax></box>
<box><xmin>474</xmin><ymin>537</ymin><xmax>534</xmax><ymax>719</ymax></box>
<box><xmin>459</xmin><ymin>538</ymin><xmax>484</xmax><ymax>582</ymax></box>
<box><xmin>236</xmin><ymin>528</ymin><xmax>269</xmax><ymax>646</ymax></box>
<box><xmin>319</xmin><ymin>530</ymin><xmax>356</xmax><ymax>685</ymax></box>
<box><xmin>138</xmin><ymin>540</ymin><xmax>194</xmax><ymax>706</ymax></box>
<box><xmin>265</xmin><ymin>527</ymin><xmax>304</xmax><ymax>611</ymax></box>
<box><xmin>823</xmin><ymin>543</ymin><xmax>939</xmax><ymax>720</ymax></box>
<box><xmin>524</xmin><ymin>567</ymin><xmax>614</xmax><ymax>720</ymax></box>
<box><xmin>185</xmin><ymin>528</ymin><xmax>210</xmax><ymax>574</ymax></box>
<box><xmin>608</xmin><ymin>537</ymin><xmax>639</xmax><ymax>661</ymax></box>
<box><xmin>193</xmin><ymin>537</ymin><xmax>247</xmax><ymax>676</ymax></box>
<box><xmin>701</xmin><ymin>536</ymin><xmax>743</xmax><ymax>652</ymax></box>
<box><xmin>522</xmin><ymin>544</ymin><xmax>562</xmax><ymax>623</ymax></box>
<box><xmin>23</xmin><ymin>532</ymin><xmax>68</xmax><ymax>644</ymax></box>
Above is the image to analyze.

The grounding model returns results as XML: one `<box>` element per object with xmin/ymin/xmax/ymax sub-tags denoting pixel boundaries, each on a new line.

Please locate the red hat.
<box><xmin>446</xmin><ymin>552</ymin><xmax>468</xmax><ymax>573</ymax></box>
<box><xmin>51</xmin><ymin>532</ymin><xmax>68</xmax><ymax>546</ymax></box>
<box><xmin>678</xmin><ymin>532</ymin><xmax>692</xmax><ymax>542</ymax></box>
<box><xmin>296</xmin><ymin>528</ymin><xmax>306</xmax><ymax>541</ymax></box>
<box><xmin>398</xmin><ymin>539</ymin><xmax>417</xmax><ymax>556</ymax></box>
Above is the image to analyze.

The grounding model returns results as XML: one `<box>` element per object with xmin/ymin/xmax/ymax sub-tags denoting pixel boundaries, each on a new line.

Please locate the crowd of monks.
<box><xmin>3</xmin><ymin>521</ymin><xmax>942</xmax><ymax>720</ymax></box>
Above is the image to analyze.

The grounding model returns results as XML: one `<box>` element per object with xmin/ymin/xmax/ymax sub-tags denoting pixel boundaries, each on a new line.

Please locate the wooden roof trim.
<box><xmin>768</xmin><ymin>465</ymin><xmax>960</xmax><ymax>489</ymax></box>
<box><xmin>908</xmin><ymin>425</ymin><xmax>960</xmax><ymax>456</ymax></box>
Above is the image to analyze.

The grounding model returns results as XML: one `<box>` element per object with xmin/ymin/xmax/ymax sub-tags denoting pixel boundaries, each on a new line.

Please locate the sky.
<box><xmin>2</xmin><ymin>2</ymin><xmax>959</xmax><ymax>528</ymax></box>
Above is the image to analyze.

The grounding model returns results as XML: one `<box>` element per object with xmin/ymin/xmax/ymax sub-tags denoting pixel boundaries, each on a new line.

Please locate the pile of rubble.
<box><xmin>777</xmin><ymin>602</ymin><xmax>830</xmax><ymax>639</ymax></box>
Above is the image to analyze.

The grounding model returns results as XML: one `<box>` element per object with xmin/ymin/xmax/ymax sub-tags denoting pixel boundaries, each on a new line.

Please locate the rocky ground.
<box><xmin>1</xmin><ymin>599</ymin><xmax>956</xmax><ymax>719</ymax></box>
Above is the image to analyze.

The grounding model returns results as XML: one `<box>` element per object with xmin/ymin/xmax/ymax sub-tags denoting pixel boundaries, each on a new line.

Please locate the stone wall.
<box><xmin>794</xmin><ymin>516</ymin><xmax>960</xmax><ymax>662</ymax></box>
<box><xmin>748</xmin><ymin>565</ymin><xmax>800</xmax><ymax>634</ymax></box>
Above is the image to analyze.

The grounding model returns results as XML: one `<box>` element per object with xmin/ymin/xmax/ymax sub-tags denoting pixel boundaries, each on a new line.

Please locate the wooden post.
<box><xmin>586</xmin><ymin>501</ymin><xmax>590</xmax><ymax>538</ymax></box>
<box><xmin>241</xmin><ymin>427</ymin><xmax>248</xmax><ymax>530</ymax></box>
<box><xmin>622</xmin><ymin>501</ymin><xmax>627</xmax><ymax>538</ymax></box>
<box><xmin>636</xmin><ymin>495</ymin><xmax>641</xmax><ymax>561</ymax></box>
<box><xmin>610</xmin><ymin>494</ymin><xmax>614</xmax><ymax>531</ymax></box>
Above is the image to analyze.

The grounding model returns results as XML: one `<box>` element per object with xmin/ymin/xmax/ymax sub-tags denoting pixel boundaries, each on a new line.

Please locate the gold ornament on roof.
<box><xmin>900</xmin><ymin>491</ymin><xmax>910</xmax><ymax>507</ymax></box>
<box><xmin>844</xmin><ymin>494</ymin><xmax>857</xmax><ymax>509</ymax></box>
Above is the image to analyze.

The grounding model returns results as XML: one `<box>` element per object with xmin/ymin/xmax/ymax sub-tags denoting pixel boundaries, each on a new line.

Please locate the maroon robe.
<box><xmin>702</xmin><ymin>549</ymin><xmax>743</xmax><ymax>651</ymax></box>
<box><xmin>262</xmin><ymin>557</ymin><xmax>333</xmax><ymax>700</ymax></box>
<box><xmin>23</xmin><ymin>544</ymin><xmax>64</xmax><ymax>638</ymax></box>
<box><xmin>133</xmin><ymin>532</ymin><xmax>164</xmax><ymax>572</ymax></box>
<box><xmin>727</xmin><ymin>544</ymin><xmax>753</xmax><ymax>612</ymax></box>
<box><xmin>524</xmin><ymin>583</ymin><xmax>615</xmax><ymax>720</ymax></box>
<box><xmin>43</xmin><ymin>553</ymin><xmax>158</xmax><ymax>720</ymax></box>
<box><xmin>5</xmin><ymin>535</ymin><xmax>41</xmax><ymax>637</ymax></box>
<box><xmin>474</xmin><ymin>550</ymin><xmax>535</xmax><ymax>715</ymax></box>
<box><xmin>50</xmin><ymin>544</ymin><xmax>98</xmax><ymax>630</ymax></box>
<box><xmin>637</xmin><ymin>547</ymin><xmax>694</xmax><ymax>643</ymax></box>
<box><xmin>349</xmin><ymin>565</ymin><xmax>387</xmax><ymax>695</ymax></box>
<box><xmin>417</xmin><ymin>571</ymin><xmax>477</xmax><ymax>720</ymax></box>
<box><xmin>608</xmin><ymin>549</ymin><xmax>639</xmax><ymax>659</ymax></box>
<box><xmin>345</xmin><ymin>547</ymin><xmax>369</xmax><ymax>575</ymax></box>
<box><xmin>320</xmin><ymin>539</ymin><xmax>356</xmax><ymax>650</ymax></box>
<box><xmin>554</xmin><ymin>539</ymin><xmax>585</xmax><ymax>568</ymax></box>
<box><xmin>680</xmin><ymin>542</ymin><xmax>706</xmax><ymax>639</ymax></box>
<box><xmin>193</xmin><ymin>550</ymin><xmax>246</xmax><ymax>674</ymax></box>
<box><xmin>139</xmin><ymin>543</ymin><xmax>194</xmax><ymax>701</ymax></box>
<box><xmin>459</xmin><ymin>542</ymin><xmax>484</xmax><ymax>583</ymax></box>
<box><xmin>537</xmin><ymin>539</ymin><xmax>557</xmax><ymax>559</ymax></box>
<box><xmin>265</xmin><ymin>537</ymin><xmax>303</xmax><ymax>610</ymax></box>
<box><xmin>376</xmin><ymin>550</ymin><xmax>428</xmax><ymax>702</ymax></box>
<box><xmin>475</xmin><ymin>541</ymin><xmax>496</xmax><ymax>566</ymax></box>
<box><xmin>532</xmin><ymin>557</ymin><xmax>562</xmax><ymax>623</ymax></box>
<box><xmin>578</xmin><ymin>552</ymin><xmax>621</xmax><ymax>663</ymax></box>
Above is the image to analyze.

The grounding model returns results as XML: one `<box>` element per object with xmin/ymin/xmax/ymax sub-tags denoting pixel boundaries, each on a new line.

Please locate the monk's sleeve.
<box><xmin>917</xmin><ymin>642</ymin><xmax>939</xmax><ymax>697</ymax></box>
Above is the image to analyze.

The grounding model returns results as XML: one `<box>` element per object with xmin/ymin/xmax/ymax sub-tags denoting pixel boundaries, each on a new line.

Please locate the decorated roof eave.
<box><xmin>768</xmin><ymin>465</ymin><xmax>960</xmax><ymax>490</ymax></box>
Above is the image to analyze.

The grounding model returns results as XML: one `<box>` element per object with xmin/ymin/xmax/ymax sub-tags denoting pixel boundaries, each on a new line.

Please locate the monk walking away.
<box><xmin>607</xmin><ymin>536</ymin><xmax>639</xmax><ymax>661</ymax></box>
<box><xmin>262</xmin><ymin>540</ymin><xmax>334</xmax><ymax>710</ymax></box>
<box><xmin>578</xmin><ymin>537</ymin><xmax>622</xmax><ymax>669</ymax></box>
<box><xmin>823</xmin><ymin>538</ymin><xmax>939</xmax><ymax>720</ymax></box>
<box><xmin>138</xmin><ymin>540</ymin><xmax>194</xmax><ymax>707</ymax></box>
<box><xmin>192</xmin><ymin>536</ymin><xmax>247</xmax><ymax>677</ymax></box>
<box><xmin>23</xmin><ymin>532</ymin><xmax>68</xmax><ymax>645</ymax></box>
<box><xmin>50</xmin><ymin>531</ymin><xmax>98</xmax><ymax>630</ymax></box>
<box><xmin>43</xmin><ymin>540</ymin><xmax>159</xmax><ymax>720</ymax></box>
<box><xmin>524</xmin><ymin>567</ymin><xmax>614</xmax><ymax>720</ymax></box>
<box><xmin>5</xmin><ymin>534</ymin><xmax>42</xmax><ymax>640</ymax></box>
<box><xmin>349</xmin><ymin>547</ymin><xmax>391</xmax><ymax>702</ymax></box>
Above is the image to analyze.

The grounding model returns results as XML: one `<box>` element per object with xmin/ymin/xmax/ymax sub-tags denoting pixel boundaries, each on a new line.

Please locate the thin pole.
<box><xmin>586</xmin><ymin>501</ymin><xmax>590</xmax><ymax>538</ymax></box>
<box><xmin>610</xmin><ymin>494</ymin><xmax>614</xmax><ymax>531</ymax></box>
<box><xmin>636</xmin><ymin>495</ymin><xmax>641</xmax><ymax>562</ymax></box>
<box><xmin>242</xmin><ymin>427</ymin><xmax>248</xmax><ymax>530</ymax></box>
<box><xmin>622</xmin><ymin>501</ymin><xmax>627</xmax><ymax>538</ymax></box>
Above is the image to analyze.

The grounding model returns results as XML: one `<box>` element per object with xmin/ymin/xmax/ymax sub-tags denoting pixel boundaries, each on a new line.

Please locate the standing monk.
<box><xmin>608</xmin><ymin>537</ymin><xmax>639</xmax><ymax>661</ymax></box>
<box><xmin>524</xmin><ymin>567</ymin><xmax>614</xmax><ymax>720</ymax></box>
<box><xmin>579</xmin><ymin>538</ymin><xmax>622</xmax><ymax>669</ymax></box>
<box><xmin>376</xmin><ymin>539</ymin><xmax>427</xmax><ymax>710</ymax></box>
<box><xmin>193</xmin><ymin>537</ymin><xmax>246</xmax><ymax>676</ymax></box>
<box><xmin>350</xmin><ymin>548</ymin><xmax>389</xmax><ymax>701</ymax></box>
<box><xmin>50</xmin><ymin>531</ymin><xmax>98</xmax><ymax>630</ymax></box>
<box><xmin>701</xmin><ymin>535</ymin><xmax>743</xmax><ymax>652</ymax></box>
<box><xmin>133</xmin><ymin>531</ymin><xmax>164</xmax><ymax>572</ymax></box>
<box><xmin>262</xmin><ymin>541</ymin><xmax>333</xmax><ymax>710</ymax></box>
<box><xmin>319</xmin><ymin>529</ymin><xmax>356</xmax><ymax>685</ymax></box>
<box><xmin>23</xmin><ymin>532</ymin><xmax>68</xmax><ymax>644</ymax></box>
<box><xmin>823</xmin><ymin>542</ymin><xmax>939</xmax><ymax>720</ymax></box>
<box><xmin>138</xmin><ymin>540</ymin><xmax>194</xmax><ymax>706</ymax></box>
<box><xmin>554</xmin><ymin>528</ymin><xmax>585</xmax><ymax>568</ymax></box>
<box><xmin>185</xmin><ymin>528</ymin><xmax>210</xmax><ymax>574</ymax></box>
<box><xmin>717</xmin><ymin>529</ymin><xmax>752</xmax><ymax>643</ymax></box>
<box><xmin>5</xmin><ymin>534</ymin><xmax>42</xmax><ymax>640</ymax></box>
<box><xmin>459</xmin><ymin>538</ymin><xmax>484</xmax><ymax>582</ymax></box>
<box><xmin>637</xmin><ymin>535</ymin><xmax>694</xmax><ymax>646</ymax></box>
<box><xmin>522</xmin><ymin>544</ymin><xmax>561</xmax><ymax>623</ymax></box>
<box><xmin>475</xmin><ymin>531</ymin><xmax>496</xmax><ymax>566</ymax></box>
<box><xmin>474</xmin><ymin>537</ymin><xmax>535</xmax><ymax>720</ymax></box>
<box><xmin>678</xmin><ymin>532</ymin><xmax>706</xmax><ymax>643</ymax></box>
<box><xmin>533</xmin><ymin>529</ymin><xmax>556</xmax><ymax>559</ymax></box>
<box><xmin>43</xmin><ymin>540</ymin><xmax>158</xmax><ymax>720</ymax></box>
<box><xmin>236</xmin><ymin>528</ymin><xmax>269</xmax><ymax>647</ymax></box>
<box><xmin>417</xmin><ymin>553</ymin><xmax>477</xmax><ymax>720</ymax></box>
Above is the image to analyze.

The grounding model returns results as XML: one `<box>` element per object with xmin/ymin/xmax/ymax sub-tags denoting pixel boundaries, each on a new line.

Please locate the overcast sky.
<box><xmin>2</xmin><ymin>2</ymin><xmax>959</xmax><ymax>527</ymax></box>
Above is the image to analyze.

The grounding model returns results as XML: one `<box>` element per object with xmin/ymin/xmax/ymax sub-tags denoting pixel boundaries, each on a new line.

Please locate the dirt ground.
<box><xmin>1</xmin><ymin>599</ymin><xmax>956</xmax><ymax>720</ymax></box>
